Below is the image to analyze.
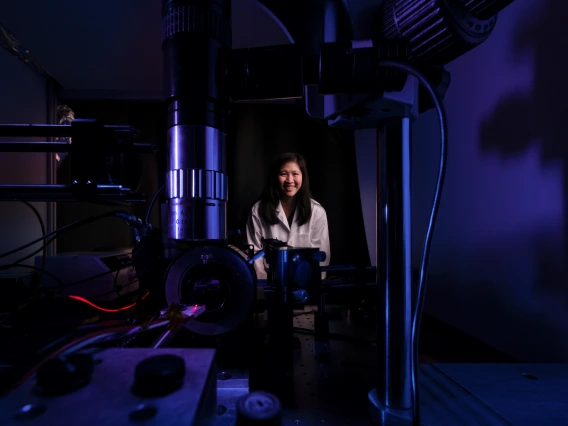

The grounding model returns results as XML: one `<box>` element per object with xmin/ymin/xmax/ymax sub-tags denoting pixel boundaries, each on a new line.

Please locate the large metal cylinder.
<box><xmin>381</xmin><ymin>0</ymin><xmax>497</xmax><ymax>66</ymax></box>
<box><xmin>162</xmin><ymin>0</ymin><xmax>231</xmax><ymax>241</ymax></box>
<box><xmin>166</xmin><ymin>125</ymin><xmax>228</xmax><ymax>240</ymax></box>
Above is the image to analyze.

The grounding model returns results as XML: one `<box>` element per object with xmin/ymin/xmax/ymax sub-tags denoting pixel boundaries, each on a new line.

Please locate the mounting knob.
<box><xmin>133</xmin><ymin>354</ymin><xmax>185</xmax><ymax>397</ymax></box>
<box><xmin>236</xmin><ymin>391</ymin><xmax>282</xmax><ymax>425</ymax></box>
<box><xmin>313</xmin><ymin>250</ymin><xmax>327</xmax><ymax>263</ymax></box>
<box><xmin>36</xmin><ymin>353</ymin><xmax>94</xmax><ymax>396</ymax></box>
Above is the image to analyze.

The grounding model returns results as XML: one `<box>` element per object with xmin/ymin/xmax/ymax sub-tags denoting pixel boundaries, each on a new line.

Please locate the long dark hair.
<box><xmin>259</xmin><ymin>152</ymin><xmax>313</xmax><ymax>226</ymax></box>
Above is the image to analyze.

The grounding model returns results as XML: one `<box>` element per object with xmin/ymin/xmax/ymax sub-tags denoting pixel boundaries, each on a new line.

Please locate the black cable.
<box><xmin>6</xmin><ymin>258</ymin><xmax>134</xmax><ymax>293</ymax></box>
<box><xmin>0</xmin><ymin>210</ymin><xmax>133</xmax><ymax>261</ymax></box>
<box><xmin>18</xmin><ymin>201</ymin><xmax>47</xmax><ymax>258</ymax></box>
<box><xmin>0</xmin><ymin>202</ymin><xmax>48</xmax><ymax>316</ymax></box>
<box><xmin>145</xmin><ymin>184</ymin><xmax>165</xmax><ymax>224</ymax></box>
<box><xmin>377</xmin><ymin>60</ymin><xmax>448</xmax><ymax>426</ymax></box>
<box><xmin>0</xmin><ymin>264</ymin><xmax>66</xmax><ymax>288</ymax></box>
<box><xmin>91</xmin><ymin>279</ymin><xmax>139</xmax><ymax>300</ymax></box>
<box><xmin>1</xmin><ymin>253</ymin><xmax>134</xmax><ymax>298</ymax></box>
<box><xmin>0</xmin><ymin>264</ymin><xmax>65</xmax><ymax>318</ymax></box>
<box><xmin>57</xmin><ymin>262</ymin><xmax>133</xmax><ymax>290</ymax></box>
<box><xmin>114</xmin><ymin>267</ymin><xmax>122</xmax><ymax>297</ymax></box>
<box><xmin>0</xmin><ymin>320</ymin><xmax>136</xmax><ymax>395</ymax></box>
<box><xmin>0</xmin><ymin>208</ymin><xmax>140</xmax><ymax>316</ymax></box>
<box><xmin>5</xmin><ymin>202</ymin><xmax>48</xmax><ymax>270</ymax></box>
<box><xmin>0</xmin><ymin>236</ymin><xmax>56</xmax><ymax>270</ymax></box>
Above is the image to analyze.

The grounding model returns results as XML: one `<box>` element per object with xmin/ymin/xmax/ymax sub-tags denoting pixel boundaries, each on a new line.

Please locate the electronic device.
<box><xmin>34</xmin><ymin>251</ymin><xmax>138</xmax><ymax>301</ymax></box>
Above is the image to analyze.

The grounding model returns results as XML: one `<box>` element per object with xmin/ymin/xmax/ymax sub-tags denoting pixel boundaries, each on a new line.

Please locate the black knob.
<box><xmin>313</xmin><ymin>250</ymin><xmax>326</xmax><ymax>263</ymax></box>
<box><xmin>36</xmin><ymin>353</ymin><xmax>94</xmax><ymax>396</ymax></box>
<box><xmin>236</xmin><ymin>391</ymin><xmax>282</xmax><ymax>425</ymax></box>
<box><xmin>133</xmin><ymin>354</ymin><xmax>185</xmax><ymax>397</ymax></box>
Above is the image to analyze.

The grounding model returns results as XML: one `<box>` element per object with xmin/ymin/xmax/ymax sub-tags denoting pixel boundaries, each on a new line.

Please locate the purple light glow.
<box><xmin>407</xmin><ymin>0</ymin><xmax>568</xmax><ymax>361</ymax></box>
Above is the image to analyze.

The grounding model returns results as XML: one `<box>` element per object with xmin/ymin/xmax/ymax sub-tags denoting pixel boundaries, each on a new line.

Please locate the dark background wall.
<box><xmin>0</xmin><ymin>48</ymin><xmax>50</xmax><ymax>267</ymax></box>
<box><xmin>227</xmin><ymin>104</ymin><xmax>370</xmax><ymax>266</ymax></box>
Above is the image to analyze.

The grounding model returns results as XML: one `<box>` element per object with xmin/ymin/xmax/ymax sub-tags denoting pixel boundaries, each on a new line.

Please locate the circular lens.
<box><xmin>179</xmin><ymin>263</ymin><xmax>233</xmax><ymax>323</ymax></box>
<box><xmin>164</xmin><ymin>246</ymin><xmax>256</xmax><ymax>336</ymax></box>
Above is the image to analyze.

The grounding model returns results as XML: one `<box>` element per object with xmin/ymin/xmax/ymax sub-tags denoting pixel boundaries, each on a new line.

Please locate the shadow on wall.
<box><xmin>478</xmin><ymin>0</ymin><xmax>568</xmax><ymax>359</ymax></box>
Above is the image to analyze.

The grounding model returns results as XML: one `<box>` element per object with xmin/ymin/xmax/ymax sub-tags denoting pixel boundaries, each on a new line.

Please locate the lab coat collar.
<box><xmin>276</xmin><ymin>200</ymin><xmax>298</xmax><ymax>233</ymax></box>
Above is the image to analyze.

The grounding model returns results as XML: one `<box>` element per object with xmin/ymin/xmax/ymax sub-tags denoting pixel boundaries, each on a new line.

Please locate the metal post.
<box><xmin>369</xmin><ymin>116</ymin><xmax>413</xmax><ymax>422</ymax></box>
<box><xmin>45</xmin><ymin>78</ymin><xmax>58</xmax><ymax>256</ymax></box>
<box><xmin>261</xmin><ymin>248</ymin><xmax>295</xmax><ymax>406</ymax></box>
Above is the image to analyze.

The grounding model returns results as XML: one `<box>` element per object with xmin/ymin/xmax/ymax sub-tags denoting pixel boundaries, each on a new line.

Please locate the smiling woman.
<box><xmin>278</xmin><ymin>160</ymin><xmax>303</xmax><ymax>224</ymax></box>
<box><xmin>246</xmin><ymin>152</ymin><xmax>330</xmax><ymax>279</ymax></box>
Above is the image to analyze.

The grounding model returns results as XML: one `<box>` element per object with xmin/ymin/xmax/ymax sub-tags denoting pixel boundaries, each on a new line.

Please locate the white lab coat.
<box><xmin>246</xmin><ymin>199</ymin><xmax>331</xmax><ymax>279</ymax></box>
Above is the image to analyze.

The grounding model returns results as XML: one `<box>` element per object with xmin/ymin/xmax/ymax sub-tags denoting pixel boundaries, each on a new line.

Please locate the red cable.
<box><xmin>68</xmin><ymin>292</ymin><xmax>150</xmax><ymax>313</ymax></box>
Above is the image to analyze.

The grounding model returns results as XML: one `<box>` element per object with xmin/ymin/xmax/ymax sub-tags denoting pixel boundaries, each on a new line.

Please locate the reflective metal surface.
<box><xmin>167</xmin><ymin>125</ymin><xmax>227</xmax><ymax>241</ymax></box>
<box><xmin>215</xmin><ymin>369</ymin><xmax>250</xmax><ymax>426</ymax></box>
<box><xmin>162</xmin><ymin>0</ymin><xmax>231</xmax><ymax>242</ymax></box>
<box><xmin>0</xmin><ymin>348</ymin><xmax>217</xmax><ymax>426</ymax></box>
<box><xmin>375</xmin><ymin>118</ymin><xmax>413</xmax><ymax>411</ymax></box>
<box><xmin>0</xmin><ymin>142</ymin><xmax>155</xmax><ymax>153</ymax></box>
<box><xmin>0</xmin><ymin>184</ymin><xmax>146</xmax><ymax>202</ymax></box>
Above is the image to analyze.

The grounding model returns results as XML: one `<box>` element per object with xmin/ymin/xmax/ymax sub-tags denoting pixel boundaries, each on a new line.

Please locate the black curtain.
<box><xmin>226</xmin><ymin>103</ymin><xmax>370</xmax><ymax>267</ymax></box>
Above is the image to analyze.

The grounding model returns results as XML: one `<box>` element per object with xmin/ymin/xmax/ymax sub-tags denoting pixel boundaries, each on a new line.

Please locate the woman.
<box><xmin>246</xmin><ymin>152</ymin><xmax>330</xmax><ymax>279</ymax></box>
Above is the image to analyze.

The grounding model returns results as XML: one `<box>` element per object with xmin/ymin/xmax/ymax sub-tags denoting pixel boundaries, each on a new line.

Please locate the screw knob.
<box><xmin>133</xmin><ymin>354</ymin><xmax>185</xmax><ymax>397</ymax></box>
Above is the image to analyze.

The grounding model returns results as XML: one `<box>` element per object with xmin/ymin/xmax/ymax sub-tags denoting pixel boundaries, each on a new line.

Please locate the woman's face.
<box><xmin>278</xmin><ymin>161</ymin><xmax>303</xmax><ymax>199</ymax></box>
